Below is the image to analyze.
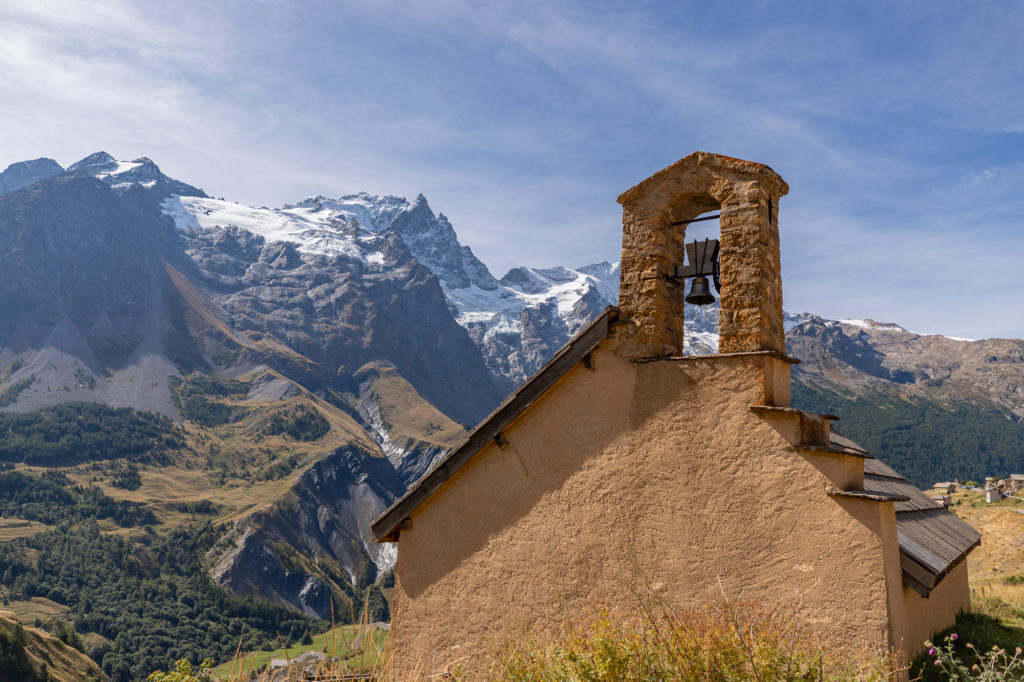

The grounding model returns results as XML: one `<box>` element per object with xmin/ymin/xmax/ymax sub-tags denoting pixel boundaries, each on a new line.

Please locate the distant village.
<box><xmin>931</xmin><ymin>475</ymin><xmax>1024</xmax><ymax>506</ymax></box>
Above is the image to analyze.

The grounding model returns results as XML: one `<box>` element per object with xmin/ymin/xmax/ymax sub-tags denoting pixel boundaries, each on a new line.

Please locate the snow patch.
<box><xmin>96</xmin><ymin>160</ymin><xmax>143</xmax><ymax>178</ymax></box>
<box><xmin>838</xmin><ymin>319</ymin><xmax>906</xmax><ymax>333</ymax></box>
<box><xmin>447</xmin><ymin>266</ymin><xmax>617</xmax><ymax>325</ymax></box>
<box><xmin>161</xmin><ymin>196</ymin><xmax>369</xmax><ymax>260</ymax></box>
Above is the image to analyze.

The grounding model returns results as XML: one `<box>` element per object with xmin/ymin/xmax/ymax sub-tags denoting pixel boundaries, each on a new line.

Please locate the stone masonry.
<box><xmin>615</xmin><ymin>151</ymin><xmax>790</xmax><ymax>358</ymax></box>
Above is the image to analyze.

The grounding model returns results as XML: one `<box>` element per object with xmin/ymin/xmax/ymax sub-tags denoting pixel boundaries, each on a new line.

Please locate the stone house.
<box><xmin>1010</xmin><ymin>474</ymin><xmax>1024</xmax><ymax>492</ymax></box>
<box><xmin>933</xmin><ymin>482</ymin><xmax>958</xmax><ymax>495</ymax></box>
<box><xmin>371</xmin><ymin>152</ymin><xmax>980</xmax><ymax>674</ymax></box>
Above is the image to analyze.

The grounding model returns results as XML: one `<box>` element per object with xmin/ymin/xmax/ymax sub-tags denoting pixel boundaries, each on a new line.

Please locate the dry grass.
<box><xmin>3</xmin><ymin>597</ymin><xmax>70</xmax><ymax>624</ymax></box>
<box><xmin>0</xmin><ymin>611</ymin><xmax>104</xmax><ymax>681</ymax></box>
<box><xmin>0</xmin><ymin>517</ymin><xmax>50</xmax><ymax>541</ymax></box>
<box><xmin>474</xmin><ymin>602</ymin><xmax>897</xmax><ymax>682</ymax></box>
<box><xmin>357</xmin><ymin>362</ymin><xmax>466</xmax><ymax>448</ymax></box>
<box><xmin>947</xmin><ymin>490</ymin><xmax>1024</xmax><ymax>587</ymax></box>
<box><xmin>210</xmin><ymin>599</ymin><xmax>898</xmax><ymax>682</ymax></box>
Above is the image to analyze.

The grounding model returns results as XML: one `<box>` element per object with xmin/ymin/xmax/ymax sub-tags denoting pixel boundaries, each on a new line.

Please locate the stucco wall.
<box><xmin>896</xmin><ymin>560</ymin><xmax>970</xmax><ymax>657</ymax></box>
<box><xmin>387</xmin><ymin>334</ymin><xmax>908</xmax><ymax>674</ymax></box>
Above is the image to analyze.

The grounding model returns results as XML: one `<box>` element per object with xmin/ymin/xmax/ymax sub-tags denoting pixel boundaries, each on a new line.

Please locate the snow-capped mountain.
<box><xmin>0</xmin><ymin>152</ymin><xmax>861</xmax><ymax>391</ymax></box>
<box><xmin>68</xmin><ymin>151</ymin><xmax>205</xmax><ymax>197</ymax></box>
<box><xmin>160</xmin><ymin>187</ymin><xmax>824</xmax><ymax>384</ymax></box>
<box><xmin>0</xmin><ymin>152</ymin><xmax>205</xmax><ymax>201</ymax></box>
<box><xmin>0</xmin><ymin>152</ymin><xmax>649</xmax><ymax>387</ymax></box>
<box><xmin>162</xmin><ymin>191</ymin><xmax>623</xmax><ymax>388</ymax></box>
<box><xmin>0</xmin><ymin>153</ymin><xmax>507</xmax><ymax>618</ymax></box>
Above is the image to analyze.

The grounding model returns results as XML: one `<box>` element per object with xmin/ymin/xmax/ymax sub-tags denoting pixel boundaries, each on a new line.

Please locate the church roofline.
<box><xmin>371</xmin><ymin>306</ymin><xmax>620</xmax><ymax>542</ymax></box>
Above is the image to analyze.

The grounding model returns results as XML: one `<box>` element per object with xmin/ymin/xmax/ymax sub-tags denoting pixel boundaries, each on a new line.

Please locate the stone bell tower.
<box><xmin>616</xmin><ymin>151</ymin><xmax>790</xmax><ymax>359</ymax></box>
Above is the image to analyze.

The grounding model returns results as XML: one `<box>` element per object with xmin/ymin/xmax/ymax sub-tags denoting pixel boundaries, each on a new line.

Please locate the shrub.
<box><xmin>147</xmin><ymin>658</ymin><xmax>214</xmax><ymax>682</ymax></box>
<box><xmin>111</xmin><ymin>464</ymin><xmax>142</xmax><ymax>490</ymax></box>
<box><xmin>925</xmin><ymin>632</ymin><xmax>1024</xmax><ymax>680</ymax></box>
<box><xmin>52</xmin><ymin>620</ymin><xmax>84</xmax><ymax>652</ymax></box>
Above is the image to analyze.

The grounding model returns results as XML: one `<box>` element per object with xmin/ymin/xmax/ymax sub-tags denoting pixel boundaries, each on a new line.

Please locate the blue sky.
<box><xmin>1</xmin><ymin>1</ymin><xmax>1022</xmax><ymax>339</ymax></box>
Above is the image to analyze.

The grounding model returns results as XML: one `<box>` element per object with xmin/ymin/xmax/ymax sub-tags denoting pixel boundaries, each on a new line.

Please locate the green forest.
<box><xmin>0</xmin><ymin>470</ymin><xmax>155</xmax><ymax>526</ymax></box>
<box><xmin>0</xmin><ymin>402</ymin><xmax>185</xmax><ymax>466</ymax></box>
<box><xmin>0</xmin><ymin>618</ymin><xmax>39</xmax><ymax>682</ymax></box>
<box><xmin>168</xmin><ymin>374</ymin><xmax>248</xmax><ymax>427</ymax></box>
<box><xmin>792</xmin><ymin>380</ymin><xmax>1024</xmax><ymax>487</ymax></box>
<box><xmin>0</xmin><ymin>518</ymin><xmax>327</xmax><ymax>682</ymax></box>
<box><xmin>0</xmin><ymin>399</ymin><xmax>387</xmax><ymax>681</ymax></box>
<box><xmin>261</xmin><ymin>406</ymin><xmax>330</xmax><ymax>442</ymax></box>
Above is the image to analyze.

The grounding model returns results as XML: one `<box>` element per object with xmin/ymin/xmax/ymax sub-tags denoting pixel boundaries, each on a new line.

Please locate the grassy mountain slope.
<box><xmin>0</xmin><ymin>612</ymin><xmax>104</xmax><ymax>682</ymax></box>
<box><xmin>0</xmin><ymin>360</ymin><xmax>465</xmax><ymax>680</ymax></box>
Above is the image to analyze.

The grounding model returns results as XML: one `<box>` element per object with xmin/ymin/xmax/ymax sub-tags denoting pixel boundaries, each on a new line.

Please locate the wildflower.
<box><xmin>934</xmin><ymin>660</ymin><xmax>941</xmax><ymax>666</ymax></box>
<box><xmin>928</xmin><ymin>648</ymin><xmax>936</xmax><ymax>656</ymax></box>
<box><xmin>951</xmin><ymin>633</ymin><xmax>959</xmax><ymax>640</ymax></box>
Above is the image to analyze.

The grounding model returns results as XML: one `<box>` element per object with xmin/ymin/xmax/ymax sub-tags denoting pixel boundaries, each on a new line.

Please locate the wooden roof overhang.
<box><xmin>861</xmin><ymin>454</ymin><xmax>981</xmax><ymax>596</ymax></box>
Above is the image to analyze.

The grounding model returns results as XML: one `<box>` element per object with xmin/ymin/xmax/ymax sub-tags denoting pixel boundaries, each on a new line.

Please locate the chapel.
<box><xmin>372</xmin><ymin>152</ymin><xmax>980</xmax><ymax>674</ymax></box>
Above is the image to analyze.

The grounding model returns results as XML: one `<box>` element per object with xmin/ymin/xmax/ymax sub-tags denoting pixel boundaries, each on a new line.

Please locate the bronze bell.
<box><xmin>685</xmin><ymin>276</ymin><xmax>715</xmax><ymax>306</ymax></box>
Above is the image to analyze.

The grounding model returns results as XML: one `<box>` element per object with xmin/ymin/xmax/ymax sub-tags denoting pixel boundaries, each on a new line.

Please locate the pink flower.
<box><xmin>934</xmin><ymin>660</ymin><xmax>941</xmax><ymax>666</ymax></box>
<box><xmin>951</xmin><ymin>633</ymin><xmax>959</xmax><ymax>640</ymax></box>
<box><xmin>928</xmin><ymin>648</ymin><xmax>936</xmax><ymax>656</ymax></box>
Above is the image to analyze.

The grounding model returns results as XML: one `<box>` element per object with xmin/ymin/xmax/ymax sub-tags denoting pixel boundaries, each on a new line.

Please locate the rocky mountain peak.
<box><xmin>65</xmin><ymin>151</ymin><xmax>206</xmax><ymax>199</ymax></box>
<box><xmin>67</xmin><ymin>151</ymin><xmax>118</xmax><ymax>174</ymax></box>
<box><xmin>0</xmin><ymin>157</ymin><xmax>64</xmax><ymax>195</ymax></box>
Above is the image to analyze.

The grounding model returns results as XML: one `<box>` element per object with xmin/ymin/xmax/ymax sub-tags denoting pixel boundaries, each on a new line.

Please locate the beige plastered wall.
<box><xmin>387</xmin><ymin>334</ymin><xmax>909</xmax><ymax>675</ymax></box>
<box><xmin>896</xmin><ymin>561</ymin><xmax>969</xmax><ymax>656</ymax></box>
